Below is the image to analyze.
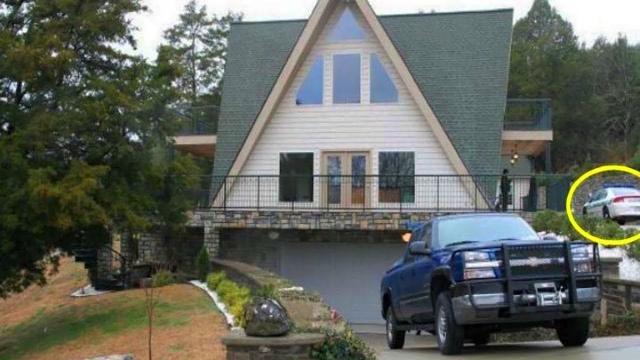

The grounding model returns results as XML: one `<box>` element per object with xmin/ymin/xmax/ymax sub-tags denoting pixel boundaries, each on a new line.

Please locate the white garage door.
<box><xmin>279</xmin><ymin>242</ymin><xmax>405</xmax><ymax>325</ymax></box>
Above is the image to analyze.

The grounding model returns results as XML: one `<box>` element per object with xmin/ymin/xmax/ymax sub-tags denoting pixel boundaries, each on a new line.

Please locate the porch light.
<box><xmin>510</xmin><ymin>158</ymin><xmax>516</xmax><ymax>165</ymax></box>
<box><xmin>402</xmin><ymin>233</ymin><xmax>412</xmax><ymax>243</ymax></box>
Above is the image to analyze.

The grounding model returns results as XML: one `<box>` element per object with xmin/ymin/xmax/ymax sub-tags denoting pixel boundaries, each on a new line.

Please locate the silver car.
<box><xmin>583</xmin><ymin>185</ymin><xmax>640</xmax><ymax>225</ymax></box>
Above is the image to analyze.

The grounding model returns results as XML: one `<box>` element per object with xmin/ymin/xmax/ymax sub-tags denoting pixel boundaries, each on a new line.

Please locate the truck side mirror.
<box><xmin>409</xmin><ymin>241</ymin><xmax>431</xmax><ymax>256</ymax></box>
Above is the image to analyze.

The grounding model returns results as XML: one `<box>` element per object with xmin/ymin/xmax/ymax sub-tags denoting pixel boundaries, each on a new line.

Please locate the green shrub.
<box><xmin>205</xmin><ymin>272</ymin><xmax>251</xmax><ymax>327</ymax></box>
<box><xmin>254</xmin><ymin>284</ymin><xmax>279</xmax><ymax>301</ymax></box>
<box><xmin>196</xmin><ymin>247</ymin><xmax>211</xmax><ymax>281</ymax></box>
<box><xmin>206</xmin><ymin>271</ymin><xmax>226</xmax><ymax>290</ymax></box>
<box><xmin>311</xmin><ymin>329</ymin><xmax>375</xmax><ymax>360</ymax></box>
<box><xmin>152</xmin><ymin>270</ymin><xmax>175</xmax><ymax>288</ymax></box>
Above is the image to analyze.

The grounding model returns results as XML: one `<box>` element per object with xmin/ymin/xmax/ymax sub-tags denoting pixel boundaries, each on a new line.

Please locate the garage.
<box><xmin>279</xmin><ymin>241</ymin><xmax>406</xmax><ymax>325</ymax></box>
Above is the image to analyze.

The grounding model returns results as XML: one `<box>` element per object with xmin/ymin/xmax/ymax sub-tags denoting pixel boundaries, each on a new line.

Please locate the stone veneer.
<box><xmin>190</xmin><ymin>210</ymin><xmax>434</xmax><ymax>257</ymax></box>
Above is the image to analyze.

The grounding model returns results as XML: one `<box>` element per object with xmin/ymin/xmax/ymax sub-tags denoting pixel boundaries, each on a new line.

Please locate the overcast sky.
<box><xmin>131</xmin><ymin>0</ymin><xmax>640</xmax><ymax>59</ymax></box>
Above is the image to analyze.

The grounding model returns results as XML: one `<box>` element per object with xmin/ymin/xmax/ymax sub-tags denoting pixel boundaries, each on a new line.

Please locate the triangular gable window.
<box><xmin>329</xmin><ymin>7</ymin><xmax>365</xmax><ymax>42</ymax></box>
<box><xmin>296</xmin><ymin>56</ymin><xmax>324</xmax><ymax>105</ymax></box>
<box><xmin>370</xmin><ymin>54</ymin><xmax>398</xmax><ymax>103</ymax></box>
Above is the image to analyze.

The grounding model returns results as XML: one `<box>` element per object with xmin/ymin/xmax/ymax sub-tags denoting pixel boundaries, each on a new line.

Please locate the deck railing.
<box><xmin>191</xmin><ymin>174</ymin><xmax>571</xmax><ymax>213</ymax></box>
<box><xmin>505</xmin><ymin>98</ymin><xmax>553</xmax><ymax>131</ymax></box>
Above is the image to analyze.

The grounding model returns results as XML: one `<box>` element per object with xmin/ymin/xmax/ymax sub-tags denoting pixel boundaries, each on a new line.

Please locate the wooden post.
<box><xmin>600</xmin><ymin>298</ymin><xmax>608</xmax><ymax>327</ymax></box>
<box><xmin>624</xmin><ymin>285</ymin><xmax>632</xmax><ymax>311</ymax></box>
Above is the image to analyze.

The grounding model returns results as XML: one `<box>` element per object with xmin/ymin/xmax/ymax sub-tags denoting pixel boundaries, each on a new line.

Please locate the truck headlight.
<box><xmin>571</xmin><ymin>244</ymin><xmax>595</xmax><ymax>273</ymax></box>
<box><xmin>463</xmin><ymin>251</ymin><xmax>499</xmax><ymax>279</ymax></box>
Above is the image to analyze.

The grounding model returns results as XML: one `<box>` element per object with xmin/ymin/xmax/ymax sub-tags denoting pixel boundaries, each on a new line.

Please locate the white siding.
<box><xmin>220</xmin><ymin>4</ymin><xmax>474</xmax><ymax>210</ymax></box>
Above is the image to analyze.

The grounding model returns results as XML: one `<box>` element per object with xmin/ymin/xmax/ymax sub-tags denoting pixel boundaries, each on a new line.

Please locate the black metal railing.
<box><xmin>505</xmin><ymin>99</ymin><xmax>552</xmax><ymax>131</ymax></box>
<box><xmin>191</xmin><ymin>174</ymin><xmax>571</xmax><ymax>213</ymax></box>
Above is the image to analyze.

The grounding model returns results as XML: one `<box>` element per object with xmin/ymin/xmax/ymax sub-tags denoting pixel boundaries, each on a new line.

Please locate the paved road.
<box><xmin>360</xmin><ymin>333</ymin><xmax>640</xmax><ymax>360</ymax></box>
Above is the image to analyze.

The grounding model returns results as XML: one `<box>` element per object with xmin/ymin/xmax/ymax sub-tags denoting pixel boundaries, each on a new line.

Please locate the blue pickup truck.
<box><xmin>380</xmin><ymin>213</ymin><xmax>601</xmax><ymax>355</ymax></box>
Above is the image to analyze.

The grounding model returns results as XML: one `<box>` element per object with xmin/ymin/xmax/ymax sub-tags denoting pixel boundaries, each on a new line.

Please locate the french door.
<box><xmin>322</xmin><ymin>152</ymin><xmax>370</xmax><ymax>208</ymax></box>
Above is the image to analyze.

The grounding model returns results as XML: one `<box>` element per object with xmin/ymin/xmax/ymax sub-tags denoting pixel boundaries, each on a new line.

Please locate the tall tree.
<box><xmin>162</xmin><ymin>0</ymin><xmax>241</xmax><ymax>134</ymax></box>
<box><xmin>0</xmin><ymin>0</ymin><xmax>197</xmax><ymax>297</ymax></box>
<box><xmin>509</xmin><ymin>0</ymin><xmax>602</xmax><ymax>171</ymax></box>
<box><xmin>590</xmin><ymin>36</ymin><xmax>640</xmax><ymax>161</ymax></box>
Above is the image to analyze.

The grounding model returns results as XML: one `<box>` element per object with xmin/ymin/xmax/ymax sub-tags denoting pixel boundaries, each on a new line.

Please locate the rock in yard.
<box><xmin>244</xmin><ymin>297</ymin><xmax>292</xmax><ymax>337</ymax></box>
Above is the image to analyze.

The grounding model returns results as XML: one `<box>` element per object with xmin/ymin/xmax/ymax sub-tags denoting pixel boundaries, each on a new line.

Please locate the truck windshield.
<box><xmin>436</xmin><ymin>216</ymin><xmax>539</xmax><ymax>248</ymax></box>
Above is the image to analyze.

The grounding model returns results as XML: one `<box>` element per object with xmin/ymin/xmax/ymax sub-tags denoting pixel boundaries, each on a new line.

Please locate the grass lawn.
<box><xmin>0</xmin><ymin>258</ymin><xmax>228</xmax><ymax>360</ymax></box>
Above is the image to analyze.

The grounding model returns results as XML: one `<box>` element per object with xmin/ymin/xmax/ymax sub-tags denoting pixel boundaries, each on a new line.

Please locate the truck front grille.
<box><xmin>507</xmin><ymin>244</ymin><xmax>566</xmax><ymax>278</ymax></box>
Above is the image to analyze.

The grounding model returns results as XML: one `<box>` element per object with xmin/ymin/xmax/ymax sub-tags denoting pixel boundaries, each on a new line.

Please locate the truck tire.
<box><xmin>556</xmin><ymin>317</ymin><xmax>590</xmax><ymax>347</ymax></box>
<box><xmin>386</xmin><ymin>306</ymin><xmax>405</xmax><ymax>349</ymax></box>
<box><xmin>435</xmin><ymin>292</ymin><xmax>464</xmax><ymax>355</ymax></box>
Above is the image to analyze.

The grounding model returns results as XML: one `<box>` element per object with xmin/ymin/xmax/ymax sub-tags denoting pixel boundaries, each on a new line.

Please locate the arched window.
<box><xmin>370</xmin><ymin>54</ymin><xmax>398</xmax><ymax>103</ymax></box>
<box><xmin>329</xmin><ymin>7</ymin><xmax>365</xmax><ymax>42</ymax></box>
<box><xmin>296</xmin><ymin>56</ymin><xmax>324</xmax><ymax>105</ymax></box>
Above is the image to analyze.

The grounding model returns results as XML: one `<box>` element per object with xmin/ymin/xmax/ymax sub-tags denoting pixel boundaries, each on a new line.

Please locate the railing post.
<box><xmin>257</xmin><ymin>176</ymin><xmax>261</xmax><ymax>211</ymax></box>
<box><xmin>436</xmin><ymin>176</ymin><xmax>440</xmax><ymax>213</ymax></box>
<box><xmin>223</xmin><ymin>177</ymin><xmax>227</xmax><ymax>211</ymax></box>
<box><xmin>474</xmin><ymin>176</ymin><xmax>478</xmax><ymax>212</ymax></box>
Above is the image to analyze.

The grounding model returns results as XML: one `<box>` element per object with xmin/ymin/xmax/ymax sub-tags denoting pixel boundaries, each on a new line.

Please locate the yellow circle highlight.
<box><xmin>565</xmin><ymin>165</ymin><xmax>640</xmax><ymax>246</ymax></box>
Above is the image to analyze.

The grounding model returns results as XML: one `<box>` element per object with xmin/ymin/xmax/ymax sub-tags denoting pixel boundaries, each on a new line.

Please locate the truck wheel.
<box><xmin>435</xmin><ymin>292</ymin><xmax>464</xmax><ymax>355</ymax></box>
<box><xmin>556</xmin><ymin>317</ymin><xmax>590</xmax><ymax>347</ymax></box>
<box><xmin>386</xmin><ymin>306</ymin><xmax>405</xmax><ymax>349</ymax></box>
<box><xmin>471</xmin><ymin>333</ymin><xmax>490</xmax><ymax>347</ymax></box>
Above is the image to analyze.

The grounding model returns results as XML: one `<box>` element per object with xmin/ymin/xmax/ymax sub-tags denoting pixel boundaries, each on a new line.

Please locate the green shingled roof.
<box><xmin>212</xmin><ymin>9</ymin><xmax>513</xmax><ymax>190</ymax></box>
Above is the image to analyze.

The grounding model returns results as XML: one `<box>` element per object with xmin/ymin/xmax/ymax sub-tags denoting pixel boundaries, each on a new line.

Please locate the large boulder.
<box><xmin>244</xmin><ymin>297</ymin><xmax>292</xmax><ymax>337</ymax></box>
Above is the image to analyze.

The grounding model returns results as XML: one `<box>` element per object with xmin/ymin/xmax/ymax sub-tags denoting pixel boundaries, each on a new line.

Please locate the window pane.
<box><xmin>279</xmin><ymin>153</ymin><xmax>314</xmax><ymax>202</ymax></box>
<box><xmin>379</xmin><ymin>152</ymin><xmax>415</xmax><ymax>203</ymax></box>
<box><xmin>329</xmin><ymin>7</ymin><xmax>365</xmax><ymax>42</ymax></box>
<box><xmin>296</xmin><ymin>57</ymin><xmax>324</xmax><ymax>105</ymax></box>
<box><xmin>333</xmin><ymin>54</ymin><xmax>361</xmax><ymax>104</ymax></box>
<box><xmin>351</xmin><ymin>155</ymin><xmax>366</xmax><ymax>205</ymax></box>
<box><xmin>370</xmin><ymin>54</ymin><xmax>398</xmax><ymax>103</ymax></box>
<box><xmin>327</xmin><ymin>155</ymin><xmax>342</xmax><ymax>205</ymax></box>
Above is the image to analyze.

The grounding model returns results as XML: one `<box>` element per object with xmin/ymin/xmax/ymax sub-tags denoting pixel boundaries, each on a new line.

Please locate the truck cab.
<box><xmin>380</xmin><ymin>213</ymin><xmax>601</xmax><ymax>355</ymax></box>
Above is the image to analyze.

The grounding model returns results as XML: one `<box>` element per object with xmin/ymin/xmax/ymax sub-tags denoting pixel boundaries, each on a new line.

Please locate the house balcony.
<box><xmin>502</xmin><ymin>99</ymin><xmax>553</xmax><ymax>159</ymax></box>
<box><xmin>192</xmin><ymin>174</ymin><xmax>571</xmax><ymax>214</ymax></box>
<box><xmin>172</xmin><ymin>119</ymin><xmax>217</xmax><ymax>159</ymax></box>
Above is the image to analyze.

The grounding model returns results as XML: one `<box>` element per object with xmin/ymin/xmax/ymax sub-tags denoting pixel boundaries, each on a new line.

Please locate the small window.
<box><xmin>370</xmin><ymin>54</ymin><xmax>398</xmax><ymax>103</ymax></box>
<box><xmin>280</xmin><ymin>153</ymin><xmax>314</xmax><ymax>202</ymax></box>
<box><xmin>379</xmin><ymin>152</ymin><xmax>415</xmax><ymax>203</ymax></box>
<box><xmin>296</xmin><ymin>57</ymin><xmax>324</xmax><ymax>105</ymax></box>
<box><xmin>333</xmin><ymin>54</ymin><xmax>361</xmax><ymax>104</ymax></box>
<box><xmin>329</xmin><ymin>7</ymin><xmax>365</xmax><ymax>42</ymax></box>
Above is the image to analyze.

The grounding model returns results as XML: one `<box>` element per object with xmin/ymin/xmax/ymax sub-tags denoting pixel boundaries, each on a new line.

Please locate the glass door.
<box><xmin>322</xmin><ymin>152</ymin><xmax>370</xmax><ymax>208</ymax></box>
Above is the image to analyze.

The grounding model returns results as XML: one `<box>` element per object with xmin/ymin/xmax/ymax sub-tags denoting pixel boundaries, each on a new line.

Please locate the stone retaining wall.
<box><xmin>572</xmin><ymin>174</ymin><xmax>640</xmax><ymax>210</ymax></box>
<box><xmin>222</xmin><ymin>332</ymin><xmax>325</xmax><ymax>360</ymax></box>
<box><xmin>212</xmin><ymin>259</ymin><xmax>344</xmax><ymax>331</ymax></box>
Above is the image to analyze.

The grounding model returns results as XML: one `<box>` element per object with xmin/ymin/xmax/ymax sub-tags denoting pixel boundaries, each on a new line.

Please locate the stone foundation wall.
<box><xmin>137</xmin><ymin>228</ymin><xmax>205</xmax><ymax>272</ymax></box>
<box><xmin>191</xmin><ymin>210</ymin><xmax>433</xmax><ymax>258</ymax></box>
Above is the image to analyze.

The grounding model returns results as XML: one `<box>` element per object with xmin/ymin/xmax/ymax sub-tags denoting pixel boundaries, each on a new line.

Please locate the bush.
<box><xmin>310</xmin><ymin>329</ymin><xmax>376</xmax><ymax>360</ymax></box>
<box><xmin>205</xmin><ymin>272</ymin><xmax>251</xmax><ymax>327</ymax></box>
<box><xmin>254</xmin><ymin>284</ymin><xmax>279</xmax><ymax>301</ymax></box>
<box><xmin>206</xmin><ymin>271</ymin><xmax>226</xmax><ymax>290</ymax></box>
<box><xmin>152</xmin><ymin>270</ymin><xmax>175</xmax><ymax>288</ymax></box>
<box><xmin>196</xmin><ymin>247</ymin><xmax>211</xmax><ymax>281</ymax></box>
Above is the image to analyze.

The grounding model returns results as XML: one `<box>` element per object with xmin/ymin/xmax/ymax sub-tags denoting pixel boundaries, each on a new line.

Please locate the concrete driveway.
<box><xmin>359</xmin><ymin>333</ymin><xmax>640</xmax><ymax>360</ymax></box>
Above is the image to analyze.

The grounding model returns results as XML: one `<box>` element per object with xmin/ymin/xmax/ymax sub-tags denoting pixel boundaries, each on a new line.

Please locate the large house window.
<box><xmin>379</xmin><ymin>152</ymin><xmax>415</xmax><ymax>203</ymax></box>
<box><xmin>370</xmin><ymin>54</ymin><xmax>398</xmax><ymax>103</ymax></box>
<box><xmin>333</xmin><ymin>54</ymin><xmax>361</xmax><ymax>104</ymax></box>
<box><xmin>296</xmin><ymin>56</ymin><xmax>324</xmax><ymax>105</ymax></box>
<box><xmin>280</xmin><ymin>153</ymin><xmax>314</xmax><ymax>202</ymax></box>
<box><xmin>329</xmin><ymin>7</ymin><xmax>365</xmax><ymax>42</ymax></box>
